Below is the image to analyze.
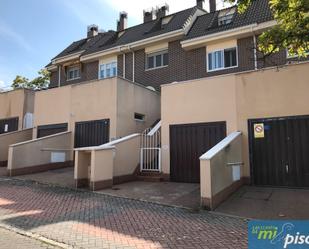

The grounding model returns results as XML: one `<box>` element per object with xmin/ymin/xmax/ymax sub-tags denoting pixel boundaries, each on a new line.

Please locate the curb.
<box><xmin>0</xmin><ymin>223</ymin><xmax>73</xmax><ymax>249</ymax></box>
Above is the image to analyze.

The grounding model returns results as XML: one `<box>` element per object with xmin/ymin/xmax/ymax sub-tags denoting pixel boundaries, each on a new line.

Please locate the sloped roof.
<box><xmin>185</xmin><ymin>0</ymin><xmax>273</xmax><ymax>40</ymax></box>
<box><xmin>51</xmin><ymin>6</ymin><xmax>202</xmax><ymax>61</ymax></box>
<box><xmin>52</xmin><ymin>31</ymin><xmax>117</xmax><ymax>60</ymax></box>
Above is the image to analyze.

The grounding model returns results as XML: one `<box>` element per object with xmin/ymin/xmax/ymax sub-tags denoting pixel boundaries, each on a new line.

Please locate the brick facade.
<box><xmin>50</xmin><ymin>36</ymin><xmax>307</xmax><ymax>90</ymax></box>
<box><xmin>49</xmin><ymin>61</ymin><xmax>99</xmax><ymax>88</ymax></box>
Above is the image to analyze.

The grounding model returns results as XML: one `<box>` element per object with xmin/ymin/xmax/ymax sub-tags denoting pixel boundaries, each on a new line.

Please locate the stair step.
<box><xmin>137</xmin><ymin>172</ymin><xmax>164</xmax><ymax>182</ymax></box>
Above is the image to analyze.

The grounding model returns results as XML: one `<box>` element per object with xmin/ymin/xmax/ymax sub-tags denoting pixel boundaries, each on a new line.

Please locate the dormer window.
<box><xmin>218</xmin><ymin>8</ymin><xmax>236</xmax><ymax>26</ymax></box>
<box><xmin>162</xmin><ymin>15</ymin><xmax>173</xmax><ymax>26</ymax></box>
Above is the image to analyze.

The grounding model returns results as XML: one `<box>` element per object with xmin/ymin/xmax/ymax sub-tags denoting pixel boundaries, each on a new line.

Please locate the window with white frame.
<box><xmin>146</xmin><ymin>50</ymin><xmax>168</xmax><ymax>70</ymax></box>
<box><xmin>207</xmin><ymin>47</ymin><xmax>238</xmax><ymax>71</ymax></box>
<box><xmin>99</xmin><ymin>61</ymin><xmax>117</xmax><ymax>79</ymax></box>
<box><xmin>67</xmin><ymin>66</ymin><xmax>80</xmax><ymax>81</ymax></box>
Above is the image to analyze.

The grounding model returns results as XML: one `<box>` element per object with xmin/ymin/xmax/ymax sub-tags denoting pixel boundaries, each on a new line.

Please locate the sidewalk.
<box><xmin>0</xmin><ymin>178</ymin><xmax>248</xmax><ymax>249</ymax></box>
<box><xmin>0</xmin><ymin>227</ymin><xmax>59</xmax><ymax>249</ymax></box>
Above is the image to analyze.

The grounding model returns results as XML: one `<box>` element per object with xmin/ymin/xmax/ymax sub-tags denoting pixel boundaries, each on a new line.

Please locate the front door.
<box><xmin>249</xmin><ymin>115</ymin><xmax>309</xmax><ymax>188</ymax></box>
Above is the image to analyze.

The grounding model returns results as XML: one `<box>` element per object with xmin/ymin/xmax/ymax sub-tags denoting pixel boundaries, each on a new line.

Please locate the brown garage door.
<box><xmin>0</xmin><ymin>117</ymin><xmax>19</xmax><ymax>134</ymax></box>
<box><xmin>249</xmin><ymin>115</ymin><xmax>309</xmax><ymax>187</ymax></box>
<box><xmin>74</xmin><ymin>119</ymin><xmax>110</xmax><ymax>148</ymax></box>
<box><xmin>37</xmin><ymin>123</ymin><xmax>68</xmax><ymax>138</ymax></box>
<box><xmin>170</xmin><ymin>121</ymin><xmax>226</xmax><ymax>183</ymax></box>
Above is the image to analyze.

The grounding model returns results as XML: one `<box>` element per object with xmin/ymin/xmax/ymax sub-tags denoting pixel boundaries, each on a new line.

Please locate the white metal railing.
<box><xmin>140</xmin><ymin>123</ymin><xmax>161</xmax><ymax>172</ymax></box>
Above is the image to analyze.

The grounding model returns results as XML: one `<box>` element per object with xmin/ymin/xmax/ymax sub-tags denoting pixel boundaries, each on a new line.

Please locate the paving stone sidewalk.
<box><xmin>0</xmin><ymin>178</ymin><xmax>248</xmax><ymax>249</ymax></box>
<box><xmin>0</xmin><ymin>227</ymin><xmax>59</xmax><ymax>249</ymax></box>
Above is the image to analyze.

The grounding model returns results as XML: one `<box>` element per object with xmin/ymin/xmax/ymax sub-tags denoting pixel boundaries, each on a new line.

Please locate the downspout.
<box><xmin>132</xmin><ymin>50</ymin><xmax>135</xmax><ymax>82</ymax></box>
<box><xmin>123</xmin><ymin>53</ymin><xmax>126</xmax><ymax>79</ymax></box>
<box><xmin>58</xmin><ymin>65</ymin><xmax>61</xmax><ymax>87</ymax></box>
<box><xmin>252</xmin><ymin>29</ymin><xmax>258</xmax><ymax>70</ymax></box>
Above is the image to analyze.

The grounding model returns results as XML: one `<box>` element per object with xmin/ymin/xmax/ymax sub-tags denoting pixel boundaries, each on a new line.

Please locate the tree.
<box><xmin>226</xmin><ymin>0</ymin><xmax>309</xmax><ymax>57</ymax></box>
<box><xmin>28</xmin><ymin>69</ymin><xmax>50</xmax><ymax>90</ymax></box>
<box><xmin>12</xmin><ymin>69</ymin><xmax>50</xmax><ymax>90</ymax></box>
<box><xmin>12</xmin><ymin>76</ymin><xmax>30</xmax><ymax>89</ymax></box>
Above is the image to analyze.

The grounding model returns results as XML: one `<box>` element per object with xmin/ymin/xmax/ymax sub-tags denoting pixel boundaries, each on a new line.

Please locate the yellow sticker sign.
<box><xmin>254</xmin><ymin>123</ymin><xmax>265</xmax><ymax>138</ymax></box>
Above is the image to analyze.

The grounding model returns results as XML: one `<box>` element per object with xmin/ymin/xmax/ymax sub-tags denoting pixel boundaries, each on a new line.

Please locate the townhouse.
<box><xmin>3</xmin><ymin>0</ymin><xmax>309</xmax><ymax>208</ymax></box>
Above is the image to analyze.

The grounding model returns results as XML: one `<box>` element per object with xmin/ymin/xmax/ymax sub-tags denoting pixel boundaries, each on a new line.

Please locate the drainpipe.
<box><xmin>123</xmin><ymin>53</ymin><xmax>126</xmax><ymax>79</ymax></box>
<box><xmin>132</xmin><ymin>50</ymin><xmax>135</xmax><ymax>82</ymax></box>
<box><xmin>58</xmin><ymin>65</ymin><xmax>61</xmax><ymax>87</ymax></box>
<box><xmin>120</xmin><ymin>45</ymin><xmax>135</xmax><ymax>82</ymax></box>
<box><xmin>252</xmin><ymin>30</ymin><xmax>258</xmax><ymax>70</ymax></box>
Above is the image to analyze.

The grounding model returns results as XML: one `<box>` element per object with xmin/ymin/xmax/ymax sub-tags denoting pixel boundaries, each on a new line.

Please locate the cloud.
<box><xmin>0</xmin><ymin>22</ymin><xmax>33</xmax><ymax>52</ymax></box>
<box><xmin>0</xmin><ymin>80</ymin><xmax>11</xmax><ymax>90</ymax></box>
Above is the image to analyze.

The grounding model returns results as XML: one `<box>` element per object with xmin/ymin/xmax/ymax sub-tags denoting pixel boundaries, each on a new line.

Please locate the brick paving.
<box><xmin>0</xmin><ymin>227</ymin><xmax>59</xmax><ymax>249</ymax></box>
<box><xmin>0</xmin><ymin>178</ymin><xmax>248</xmax><ymax>249</ymax></box>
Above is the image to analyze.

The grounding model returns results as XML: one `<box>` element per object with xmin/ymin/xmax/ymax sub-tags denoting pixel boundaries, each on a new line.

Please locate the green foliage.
<box><xmin>225</xmin><ymin>0</ymin><xmax>309</xmax><ymax>57</ymax></box>
<box><xmin>12</xmin><ymin>69</ymin><xmax>50</xmax><ymax>90</ymax></box>
<box><xmin>12</xmin><ymin>76</ymin><xmax>30</xmax><ymax>89</ymax></box>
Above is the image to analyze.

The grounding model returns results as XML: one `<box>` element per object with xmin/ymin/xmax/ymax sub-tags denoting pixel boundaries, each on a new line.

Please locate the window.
<box><xmin>218</xmin><ymin>14</ymin><xmax>234</xmax><ymax>25</ymax></box>
<box><xmin>146</xmin><ymin>50</ymin><xmax>168</xmax><ymax>69</ymax></box>
<box><xmin>134</xmin><ymin>113</ymin><xmax>145</xmax><ymax>121</ymax></box>
<box><xmin>207</xmin><ymin>47</ymin><xmax>238</xmax><ymax>71</ymax></box>
<box><xmin>99</xmin><ymin>61</ymin><xmax>117</xmax><ymax>79</ymax></box>
<box><xmin>218</xmin><ymin>8</ymin><xmax>236</xmax><ymax>26</ymax></box>
<box><xmin>67</xmin><ymin>66</ymin><xmax>80</xmax><ymax>81</ymax></box>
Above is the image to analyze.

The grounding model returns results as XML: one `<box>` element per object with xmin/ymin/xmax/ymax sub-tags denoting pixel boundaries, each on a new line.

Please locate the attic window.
<box><xmin>218</xmin><ymin>7</ymin><xmax>236</xmax><ymax>26</ymax></box>
<box><xmin>162</xmin><ymin>15</ymin><xmax>173</xmax><ymax>26</ymax></box>
<box><xmin>118</xmin><ymin>30</ymin><xmax>125</xmax><ymax>38</ymax></box>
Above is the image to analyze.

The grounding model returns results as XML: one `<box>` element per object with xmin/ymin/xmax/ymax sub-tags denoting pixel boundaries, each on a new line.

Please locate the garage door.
<box><xmin>170</xmin><ymin>122</ymin><xmax>226</xmax><ymax>183</ymax></box>
<box><xmin>75</xmin><ymin>119</ymin><xmax>110</xmax><ymax>148</ymax></box>
<box><xmin>37</xmin><ymin>123</ymin><xmax>68</xmax><ymax>138</ymax></box>
<box><xmin>249</xmin><ymin>115</ymin><xmax>309</xmax><ymax>187</ymax></box>
<box><xmin>0</xmin><ymin>117</ymin><xmax>19</xmax><ymax>134</ymax></box>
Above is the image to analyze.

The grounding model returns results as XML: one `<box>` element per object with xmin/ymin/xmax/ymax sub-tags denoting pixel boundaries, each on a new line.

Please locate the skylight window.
<box><xmin>218</xmin><ymin>7</ymin><xmax>236</xmax><ymax>26</ymax></box>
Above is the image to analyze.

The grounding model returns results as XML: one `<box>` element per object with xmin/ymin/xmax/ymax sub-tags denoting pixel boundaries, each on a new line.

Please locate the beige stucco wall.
<box><xmin>0</xmin><ymin>89</ymin><xmax>31</xmax><ymax>130</ymax></box>
<box><xmin>161</xmin><ymin>75</ymin><xmax>238</xmax><ymax>175</ymax></box>
<box><xmin>112</xmin><ymin>134</ymin><xmax>140</xmax><ymax>177</ymax></box>
<box><xmin>8</xmin><ymin>132</ymin><xmax>72</xmax><ymax>171</ymax></box>
<box><xmin>33</xmin><ymin>85</ymin><xmax>72</xmax><ymax>138</ymax></box>
<box><xmin>91</xmin><ymin>149</ymin><xmax>114</xmax><ymax>183</ymax></box>
<box><xmin>34</xmin><ymin>78</ymin><xmax>160</xmax><ymax>147</ymax></box>
<box><xmin>116</xmin><ymin>78</ymin><xmax>161</xmax><ymax>137</ymax></box>
<box><xmin>162</xmin><ymin>62</ymin><xmax>309</xmax><ymax>178</ymax></box>
<box><xmin>0</xmin><ymin>128</ymin><xmax>33</xmax><ymax>163</ymax></box>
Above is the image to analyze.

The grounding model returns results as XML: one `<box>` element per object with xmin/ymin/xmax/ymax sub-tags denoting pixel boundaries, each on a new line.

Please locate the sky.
<box><xmin>0</xmin><ymin>0</ymin><xmax>227</xmax><ymax>89</ymax></box>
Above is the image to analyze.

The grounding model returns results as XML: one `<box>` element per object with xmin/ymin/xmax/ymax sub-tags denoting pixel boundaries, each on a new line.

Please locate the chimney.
<box><xmin>209</xmin><ymin>0</ymin><xmax>216</xmax><ymax>12</ymax></box>
<box><xmin>143</xmin><ymin>9</ymin><xmax>154</xmax><ymax>23</ymax></box>
<box><xmin>87</xmin><ymin>25</ymin><xmax>99</xmax><ymax>38</ymax></box>
<box><xmin>196</xmin><ymin>0</ymin><xmax>204</xmax><ymax>9</ymax></box>
<box><xmin>155</xmin><ymin>4</ymin><xmax>169</xmax><ymax>19</ymax></box>
<box><xmin>117</xmin><ymin>11</ymin><xmax>128</xmax><ymax>31</ymax></box>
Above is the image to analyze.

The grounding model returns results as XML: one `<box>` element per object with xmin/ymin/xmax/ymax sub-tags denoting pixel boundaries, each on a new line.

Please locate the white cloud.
<box><xmin>0</xmin><ymin>80</ymin><xmax>11</xmax><ymax>91</ymax></box>
<box><xmin>0</xmin><ymin>22</ymin><xmax>33</xmax><ymax>52</ymax></box>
